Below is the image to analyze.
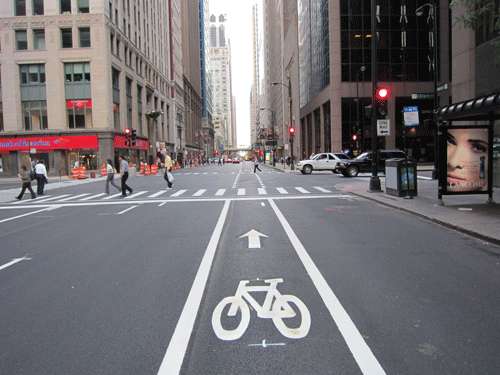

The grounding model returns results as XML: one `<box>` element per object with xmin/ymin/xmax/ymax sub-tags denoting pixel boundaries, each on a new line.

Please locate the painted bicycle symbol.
<box><xmin>212</xmin><ymin>278</ymin><xmax>311</xmax><ymax>341</ymax></box>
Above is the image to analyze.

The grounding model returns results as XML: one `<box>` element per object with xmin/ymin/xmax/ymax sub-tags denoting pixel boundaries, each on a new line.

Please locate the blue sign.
<box><xmin>404</xmin><ymin>106</ymin><xmax>419</xmax><ymax>127</ymax></box>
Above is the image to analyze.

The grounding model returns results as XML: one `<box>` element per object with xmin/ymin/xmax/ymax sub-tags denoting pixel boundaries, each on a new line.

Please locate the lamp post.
<box><xmin>416</xmin><ymin>1</ymin><xmax>439</xmax><ymax>180</ymax></box>
<box><xmin>271</xmin><ymin>79</ymin><xmax>294</xmax><ymax>170</ymax></box>
<box><xmin>355</xmin><ymin>66</ymin><xmax>366</xmax><ymax>155</ymax></box>
<box><xmin>175</xmin><ymin>108</ymin><xmax>192</xmax><ymax>167</ymax></box>
<box><xmin>260</xmin><ymin>107</ymin><xmax>277</xmax><ymax>166</ymax></box>
<box><xmin>146</xmin><ymin>109</ymin><xmax>163</xmax><ymax>163</ymax></box>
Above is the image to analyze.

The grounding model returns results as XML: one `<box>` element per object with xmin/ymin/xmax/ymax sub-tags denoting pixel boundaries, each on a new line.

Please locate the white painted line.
<box><xmin>158</xmin><ymin>201</ymin><xmax>168</xmax><ymax>207</ymax></box>
<box><xmin>102</xmin><ymin>192</ymin><xmax>122</xmax><ymax>200</ymax></box>
<box><xmin>80</xmin><ymin>193</ymin><xmax>106</xmax><ymax>201</ymax></box>
<box><xmin>17</xmin><ymin>195</ymin><xmax>52</xmax><ymax>204</ymax></box>
<box><xmin>0</xmin><ymin>207</ymin><xmax>53</xmax><ymax>224</ymax></box>
<box><xmin>268</xmin><ymin>199</ymin><xmax>386</xmax><ymax>375</ymax></box>
<box><xmin>34</xmin><ymin>195</ymin><xmax>70</xmax><ymax>202</ymax></box>
<box><xmin>258</xmin><ymin>188</ymin><xmax>267</xmax><ymax>195</ymax></box>
<box><xmin>125</xmin><ymin>191</ymin><xmax>148</xmax><ymax>199</ymax></box>
<box><xmin>0</xmin><ymin>254</ymin><xmax>31</xmax><ymax>272</ymax></box>
<box><xmin>295</xmin><ymin>187</ymin><xmax>310</xmax><ymax>194</ymax></box>
<box><xmin>261</xmin><ymin>202</ymin><xmax>265</xmax><ymax>206</ymax></box>
<box><xmin>276</xmin><ymin>187</ymin><xmax>288</xmax><ymax>195</ymax></box>
<box><xmin>215</xmin><ymin>189</ymin><xmax>226</xmax><ymax>196</ymax></box>
<box><xmin>248</xmin><ymin>339</ymin><xmax>285</xmax><ymax>348</ymax></box>
<box><xmin>193</xmin><ymin>189</ymin><xmax>206</xmax><ymax>197</ymax></box>
<box><xmin>158</xmin><ymin>200</ymin><xmax>230</xmax><ymax>375</ymax></box>
<box><xmin>116</xmin><ymin>205</ymin><xmax>137</xmax><ymax>215</ymax></box>
<box><xmin>149</xmin><ymin>190</ymin><xmax>168</xmax><ymax>198</ymax></box>
<box><xmin>57</xmin><ymin>193</ymin><xmax>90</xmax><ymax>202</ymax></box>
<box><xmin>237</xmin><ymin>188</ymin><xmax>246</xmax><ymax>196</ymax></box>
<box><xmin>314</xmin><ymin>186</ymin><xmax>332</xmax><ymax>193</ymax></box>
<box><xmin>170</xmin><ymin>190</ymin><xmax>186</xmax><ymax>197</ymax></box>
<box><xmin>194</xmin><ymin>172</ymin><xmax>199</xmax><ymax>175</ymax></box>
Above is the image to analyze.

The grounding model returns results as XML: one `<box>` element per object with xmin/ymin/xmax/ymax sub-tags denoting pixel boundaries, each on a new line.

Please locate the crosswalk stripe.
<box><xmin>80</xmin><ymin>193</ymin><xmax>106</xmax><ymax>201</ymax></box>
<box><xmin>102</xmin><ymin>192</ymin><xmax>122</xmax><ymax>200</ymax></box>
<box><xmin>149</xmin><ymin>190</ymin><xmax>168</xmax><ymax>198</ymax></box>
<box><xmin>258</xmin><ymin>188</ymin><xmax>267</xmax><ymax>195</ymax></box>
<box><xmin>276</xmin><ymin>187</ymin><xmax>289</xmax><ymax>195</ymax></box>
<box><xmin>171</xmin><ymin>190</ymin><xmax>186</xmax><ymax>197</ymax></box>
<box><xmin>215</xmin><ymin>189</ymin><xmax>226</xmax><ymax>196</ymax></box>
<box><xmin>193</xmin><ymin>189</ymin><xmax>206</xmax><ymax>196</ymax></box>
<box><xmin>237</xmin><ymin>188</ymin><xmax>246</xmax><ymax>195</ymax></box>
<box><xmin>58</xmin><ymin>193</ymin><xmax>90</xmax><ymax>201</ymax></box>
<box><xmin>295</xmin><ymin>187</ymin><xmax>310</xmax><ymax>194</ymax></box>
<box><xmin>314</xmin><ymin>186</ymin><xmax>332</xmax><ymax>193</ymax></box>
<box><xmin>33</xmin><ymin>195</ymin><xmax>64</xmax><ymax>203</ymax></box>
<box><xmin>125</xmin><ymin>191</ymin><xmax>148</xmax><ymax>199</ymax></box>
<box><xmin>11</xmin><ymin>195</ymin><xmax>51</xmax><ymax>204</ymax></box>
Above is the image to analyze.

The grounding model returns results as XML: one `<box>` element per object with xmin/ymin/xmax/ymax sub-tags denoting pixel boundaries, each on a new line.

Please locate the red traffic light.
<box><xmin>289</xmin><ymin>127</ymin><xmax>295</xmax><ymax>135</ymax></box>
<box><xmin>352</xmin><ymin>134</ymin><xmax>358</xmax><ymax>141</ymax></box>
<box><xmin>376</xmin><ymin>87</ymin><xmax>388</xmax><ymax>99</ymax></box>
<box><xmin>125</xmin><ymin>128</ymin><xmax>131</xmax><ymax>135</ymax></box>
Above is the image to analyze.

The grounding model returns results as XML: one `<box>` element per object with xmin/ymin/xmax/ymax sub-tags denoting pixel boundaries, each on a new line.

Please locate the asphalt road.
<box><xmin>0</xmin><ymin>162</ymin><xmax>499</xmax><ymax>374</ymax></box>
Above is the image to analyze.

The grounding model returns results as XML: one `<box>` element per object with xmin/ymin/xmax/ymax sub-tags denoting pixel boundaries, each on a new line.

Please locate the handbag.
<box><xmin>30</xmin><ymin>171</ymin><xmax>36</xmax><ymax>181</ymax></box>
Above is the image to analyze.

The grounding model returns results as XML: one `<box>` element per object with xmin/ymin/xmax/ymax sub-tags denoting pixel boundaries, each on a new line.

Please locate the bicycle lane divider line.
<box><xmin>0</xmin><ymin>254</ymin><xmax>31</xmax><ymax>272</ymax></box>
<box><xmin>267</xmin><ymin>198</ymin><xmax>387</xmax><ymax>375</ymax></box>
<box><xmin>157</xmin><ymin>199</ymin><xmax>231</xmax><ymax>375</ymax></box>
<box><xmin>116</xmin><ymin>206</ymin><xmax>137</xmax><ymax>215</ymax></box>
<box><xmin>0</xmin><ymin>207</ymin><xmax>59</xmax><ymax>224</ymax></box>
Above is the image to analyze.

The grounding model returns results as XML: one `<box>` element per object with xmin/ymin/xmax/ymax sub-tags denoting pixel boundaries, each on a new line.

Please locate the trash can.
<box><xmin>90</xmin><ymin>171</ymin><xmax>96</xmax><ymax>178</ymax></box>
<box><xmin>385</xmin><ymin>158</ymin><xmax>418</xmax><ymax>197</ymax></box>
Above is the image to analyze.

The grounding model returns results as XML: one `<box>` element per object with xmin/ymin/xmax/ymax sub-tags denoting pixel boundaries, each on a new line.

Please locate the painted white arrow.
<box><xmin>239</xmin><ymin>230</ymin><xmax>268</xmax><ymax>249</ymax></box>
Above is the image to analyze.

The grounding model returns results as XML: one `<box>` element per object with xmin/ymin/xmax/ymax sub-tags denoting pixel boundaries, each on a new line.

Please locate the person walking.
<box><xmin>15</xmin><ymin>165</ymin><xmax>36</xmax><ymax>200</ymax></box>
<box><xmin>119</xmin><ymin>155</ymin><xmax>133</xmax><ymax>197</ymax></box>
<box><xmin>104</xmin><ymin>158</ymin><xmax>121</xmax><ymax>194</ymax></box>
<box><xmin>34</xmin><ymin>159</ymin><xmax>48</xmax><ymax>195</ymax></box>
<box><xmin>253</xmin><ymin>157</ymin><xmax>262</xmax><ymax>173</ymax></box>
<box><xmin>163</xmin><ymin>152</ymin><xmax>173</xmax><ymax>189</ymax></box>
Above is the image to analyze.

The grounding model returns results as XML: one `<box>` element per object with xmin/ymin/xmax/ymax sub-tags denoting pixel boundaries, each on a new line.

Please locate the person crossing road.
<box><xmin>253</xmin><ymin>157</ymin><xmax>262</xmax><ymax>173</ymax></box>
<box><xmin>119</xmin><ymin>155</ymin><xmax>133</xmax><ymax>197</ymax></box>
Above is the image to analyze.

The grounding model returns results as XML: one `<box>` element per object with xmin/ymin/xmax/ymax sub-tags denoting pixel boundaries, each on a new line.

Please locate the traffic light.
<box><xmin>125</xmin><ymin>128</ymin><xmax>131</xmax><ymax>147</ymax></box>
<box><xmin>352</xmin><ymin>134</ymin><xmax>358</xmax><ymax>141</ymax></box>
<box><xmin>375</xmin><ymin>87</ymin><xmax>389</xmax><ymax>118</ymax></box>
<box><xmin>289</xmin><ymin>126</ymin><xmax>295</xmax><ymax>141</ymax></box>
<box><xmin>131</xmin><ymin>129</ymin><xmax>137</xmax><ymax>141</ymax></box>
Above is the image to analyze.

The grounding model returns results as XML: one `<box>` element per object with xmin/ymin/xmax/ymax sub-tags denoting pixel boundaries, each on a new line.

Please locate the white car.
<box><xmin>297</xmin><ymin>152</ymin><xmax>351</xmax><ymax>174</ymax></box>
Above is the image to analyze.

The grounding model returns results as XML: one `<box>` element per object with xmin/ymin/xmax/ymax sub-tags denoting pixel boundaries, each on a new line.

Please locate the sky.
<box><xmin>209</xmin><ymin>0</ymin><xmax>256</xmax><ymax>147</ymax></box>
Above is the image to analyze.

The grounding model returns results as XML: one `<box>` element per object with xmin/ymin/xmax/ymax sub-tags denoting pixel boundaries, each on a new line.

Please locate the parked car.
<box><xmin>297</xmin><ymin>152</ymin><xmax>351</xmax><ymax>174</ymax></box>
<box><xmin>337</xmin><ymin>149</ymin><xmax>406</xmax><ymax>177</ymax></box>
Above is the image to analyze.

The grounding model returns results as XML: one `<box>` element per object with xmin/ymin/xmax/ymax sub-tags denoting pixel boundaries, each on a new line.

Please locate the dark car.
<box><xmin>337</xmin><ymin>149</ymin><xmax>406</xmax><ymax>177</ymax></box>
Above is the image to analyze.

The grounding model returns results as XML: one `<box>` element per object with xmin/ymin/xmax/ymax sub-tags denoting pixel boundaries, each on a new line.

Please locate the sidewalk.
<box><xmin>264</xmin><ymin>162</ymin><xmax>500</xmax><ymax>247</ymax></box>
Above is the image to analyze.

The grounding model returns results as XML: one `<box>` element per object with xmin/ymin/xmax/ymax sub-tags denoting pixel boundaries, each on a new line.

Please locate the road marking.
<box><xmin>239</xmin><ymin>229</ymin><xmax>268</xmax><ymax>248</ymax></box>
<box><xmin>0</xmin><ymin>207</ymin><xmax>54</xmax><ymax>223</ymax></box>
<box><xmin>215</xmin><ymin>189</ymin><xmax>226</xmax><ymax>196</ymax></box>
<box><xmin>258</xmin><ymin>188</ymin><xmax>267</xmax><ymax>195</ymax></box>
<box><xmin>295</xmin><ymin>187</ymin><xmax>310</xmax><ymax>194</ymax></box>
<box><xmin>193</xmin><ymin>189</ymin><xmax>206</xmax><ymax>197</ymax></box>
<box><xmin>17</xmin><ymin>195</ymin><xmax>52</xmax><ymax>204</ymax></box>
<box><xmin>0</xmin><ymin>254</ymin><xmax>31</xmax><ymax>272</ymax></box>
<box><xmin>261</xmin><ymin>202</ymin><xmax>265</xmax><ymax>206</ymax></box>
<box><xmin>268</xmin><ymin>199</ymin><xmax>386</xmax><ymax>375</ymax></box>
<box><xmin>125</xmin><ymin>191</ymin><xmax>148</xmax><ymax>199</ymax></box>
<box><xmin>248</xmin><ymin>339</ymin><xmax>286</xmax><ymax>348</ymax></box>
<box><xmin>116</xmin><ymin>205</ymin><xmax>137</xmax><ymax>215</ymax></box>
<box><xmin>35</xmin><ymin>194</ymin><xmax>70</xmax><ymax>202</ymax></box>
<box><xmin>255</xmin><ymin>173</ymin><xmax>265</xmax><ymax>188</ymax></box>
<box><xmin>102</xmin><ymin>192</ymin><xmax>122</xmax><ymax>200</ymax></box>
<box><xmin>314</xmin><ymin>186</ymin><xmax>332</xmax><ymax>193</ymax></box>
<box><xmin>57</xmin><ymin>193</ymin><xmax>90</xmax><ymax>201</ymax></box>
<box><xmin>149</xmin><ymin>190</ymin><xmax>168</xmax><ymax>198</ymax></box>
<box><xmin>276</xmin><ymin>187</ymin><xmax>288</xmax><ymax>195</ymax></box>
<box><xmin>237</xmin><ymin>188</ymin><xmax>246</xmax><ymax>196</ymax></box>
<box><xmin>158</xmin><ymin>200</ymin><xmax>230</xmax><ymax>375</ymax></box>
<box><xmin>80</xmin><ymin>193</ymin><xmax>106</xmax><ymax>201</ymax></box>
<box><xmin>170</xmin><ymin>190</ymin><xmax>187</xmax><ymax>197</ymax></box>
<box><xmin>232</xmin><ymin>170</ymin><xmax>241</xmax><ymax>189</ymax></box>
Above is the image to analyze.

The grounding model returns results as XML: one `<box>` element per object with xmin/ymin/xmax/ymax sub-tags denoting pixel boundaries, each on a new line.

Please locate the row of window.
<box><xmin>15</xmin><ymin>0</ymin><xmax>89</xmax><ymax>16</ymax></box>
<box><xmin>14</xmin><ymin>27</ymin><xmax>90</xmax><ymax>51</ymax></box>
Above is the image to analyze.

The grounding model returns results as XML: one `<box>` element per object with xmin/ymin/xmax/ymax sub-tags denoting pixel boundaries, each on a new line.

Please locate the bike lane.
<box><xmin>172</xmin><ymin>197</ymin><xmax>384</xmax><ymax>374</ymax></box>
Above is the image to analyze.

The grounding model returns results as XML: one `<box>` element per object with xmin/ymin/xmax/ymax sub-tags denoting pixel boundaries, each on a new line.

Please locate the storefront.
<box><xmin>113</xmin><ymin>135</ymin><xmax>149</xmax><ymax>167</ymax></box>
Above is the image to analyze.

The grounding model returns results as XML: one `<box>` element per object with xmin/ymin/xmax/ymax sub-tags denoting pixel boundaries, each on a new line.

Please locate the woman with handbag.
<box><xmin>15</xmin><ymin>165</ymin><xmax>36</xmax><ymax>200</ymax></box>
<box><xmin>163</xmin><ymin>152</ymin><xmax>173</xmax><ymax>189</ymax></box>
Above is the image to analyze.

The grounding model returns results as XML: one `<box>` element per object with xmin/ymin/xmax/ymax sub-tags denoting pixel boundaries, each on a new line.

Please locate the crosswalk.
<box><xmin>9</xmin><ymin>186</ymin><xmax>334</xmax><ymax>204</ymax></box>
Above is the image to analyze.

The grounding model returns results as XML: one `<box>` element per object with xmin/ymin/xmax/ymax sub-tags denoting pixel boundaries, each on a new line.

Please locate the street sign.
<box><xmin>437</xmin><ymin>83</ymin><xmax>448</xmax><ymax>93</ymax></box>
<box><xmin>377</xmin><ymin>119</ymin><xmax>390</xmax><ymax>136</ymax></box>
<box><xmin>411</xmin><ymin>93</ymin><xmax>434</xmax><ymax>99</ymax></box>
<box><xmin>404</xmin><ymin>106</ymin><xmax>419</xmax><ymax>126</ymax></box>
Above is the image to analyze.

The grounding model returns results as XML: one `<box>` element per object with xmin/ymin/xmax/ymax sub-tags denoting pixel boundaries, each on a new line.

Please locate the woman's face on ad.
<box><xmin>447</xmin><ymin>128</ymin><xmax>488</xmax><ymax>192</ymax></box>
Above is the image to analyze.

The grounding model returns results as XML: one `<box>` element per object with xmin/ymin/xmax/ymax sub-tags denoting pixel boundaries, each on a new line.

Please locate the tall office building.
<box><xmin>0</xmin><ymin>0</ymin><xmax>173</xmax><ymax>174</ymax></box>
<box><xmin>249</xmin><ymin>4</ymin><xmax>260</xmax><ymax>153</ymax></box>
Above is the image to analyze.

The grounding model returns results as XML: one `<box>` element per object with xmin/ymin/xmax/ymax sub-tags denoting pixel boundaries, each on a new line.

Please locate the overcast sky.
<box><xmin>209</xmin><ymin>0</ymin><xmax>256</xmax><ymax>147</ymax></box>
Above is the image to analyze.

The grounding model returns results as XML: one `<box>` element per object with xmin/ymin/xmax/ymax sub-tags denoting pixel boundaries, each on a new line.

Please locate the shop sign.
<box><xmin>67</xmin><ymin>99</ymin><xmax>92</xmax><ymax>108</ymax></box>
<box><xmin>0</xmin><ymin>135</ymin><xmax>98</xmax><ymax>151</ymax></box>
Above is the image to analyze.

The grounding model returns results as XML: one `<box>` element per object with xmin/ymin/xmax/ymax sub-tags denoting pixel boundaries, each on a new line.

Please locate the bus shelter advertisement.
<box><xmin>441</xmin><ymin>126</ymin><xmax>491</xmax><ymax>194</ymax></box>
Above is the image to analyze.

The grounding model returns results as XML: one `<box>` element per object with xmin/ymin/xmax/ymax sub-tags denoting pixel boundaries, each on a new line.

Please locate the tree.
<box><xmin>450</xmin><ymin>0</ymin><xmax>500</xmax><ymax>65</ymax></box>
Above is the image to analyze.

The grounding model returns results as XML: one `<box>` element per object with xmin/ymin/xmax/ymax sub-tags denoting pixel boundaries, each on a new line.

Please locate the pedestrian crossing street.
<box><xmin>10</xmin><ymin>186</ymin><xmax>336</xmax><ymax>204</ymax></box>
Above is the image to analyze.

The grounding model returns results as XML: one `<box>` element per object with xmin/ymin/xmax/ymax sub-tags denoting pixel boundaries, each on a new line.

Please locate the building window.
<box><xmin>15</xmin><ymin>30</ymin><xmax>28</xmax><ymax>50</ymax></box>
<box><xmin>110</xmin><ymin>33</ymin><xmax>114</xmax><ymax>54</ymax></box>
<box><xmin>61</xmin><ymin>28</ymin><xmax>72</xmax><ymax>48</ymax></box>
<box><xmin>20</xmin><ymin>64</ymin><xmax>46</xmax><ymax>84</ymax></box>
<box><xmin>79</xmin><ymin>27</ymin><xmax>91</xmax><ymax>48</ymax></box>
<box><xmin>113</xmin><ymin>103</ymin><xmax>120</xmax><ymax>129</ymax></box>
<box><xmin>15</xmin><ymin>0</ymin><xmax>26</xmax><ymax>16</ymax></box>
<box><xmin>32</xmin><ymin>0</ymin><xmax>44</xmax><ymax>15</ymax></box>
<box><xmin>0</xmin><ymin>103</ymin><xmax>4</xmax><ymax>132</ymax></box>
<box><xmin>33</xmin><ymin>29</ymin><xmax>45</xmax><ymax>50</ymax></box>
<box><xmin>112</xmin><ymin>68</ymin><xmax>120</xmax><ymax>89</ymax></box>
<box><xmin>60</xmin><ymin>0</ymin><xmax>71</xmax><ymax>13</ymax></box>
<box><xmin>77</xmin><ymin>0</ymin><xmax>89</xmax><ymax>13</ymax></box>
<box><xmin>65</xmin><ymin>62</ymin><xmax>90</xmax><ymax>82</ymax></box>
<box><xmin>67</xmin><ymin>100</ymin><xmax>92</xmax><ymax>129</ymax></box>
<box><xmin>23</xmin><ymin>101</ymin><xmax>48</xmax><ymax>130</ymax></box>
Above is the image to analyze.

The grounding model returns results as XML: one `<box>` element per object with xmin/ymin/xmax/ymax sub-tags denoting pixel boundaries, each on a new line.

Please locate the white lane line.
<box><xmin>57</xmin><ymin>193</ymin><xmax>90</xmax><ymax>202</ymax></box>
<box><xmin>215</xmin><ymin>189</ymin><xmax>226</xmax><ymax>196</ymax></box>
<box><xmin>295</xmin><ymin>187</ymin><xmax>310</xmax><ymax>194</ymax></box>
<box><xmin>102</xmin><ymin>192</ymin><xmax>122</xmax><ymax>200</ymax></box>
<box><xmin>116</xmin><ymin>205</ymin><xmax>137</xmax><ymax>215</ymax></box>
<box><xmin>0</xmin><ymin>254</ymin><xmax>31</xmax><ymax>272</ymax></box>
<box><xmin>232</xmin><ymin>170</ymin><xmax>241</xmax><ymax>189</ymax></box>
<box><xmin>158</xmin><ymin>200</ymin><xmax>230</xmax><ymax>375</ymax></box>
<box><xmin>80</xmin><ymin>193</ymin><xmax>106</xmax><ymax>201</ymax></box>
<box><xmin>258</xmin><ymin>188</ymin><xmax>267</xmax><ymax>195</ymax></box>
<box><xmin>255</xmin><ymin>173</ymin><xmax>265</xmax><ymax>188</ymax></box>
<box><xmin>237</xmin><ymin>188</ymin><xmax>246</xmax><ymax>196</ymax></box>
<box><xmin>125</xmin><ymin>191</ymin><xmax>148</xmax><ymax>199</ymax></box>
<box><xmin>0</xmin><ymin>207</ymin><xmax>55</xmax><ymax>224</ymax></box>
<box><xmin>158</xmin><ymin>201</ymin><xmax>168</xmax><ymax>207</ymax></box>
<box><xmin>193</xmin><ymin>189</ymin><xmax>206</xmax><ymax>197</ymax></box>
<box><xmin>149</xmin><ymin>190</ymin><xmax>168</xmax><ymax>198</ymax></box>
<box><xmin>170</xmin><ymin>190</ymin><xmax>187</xmax><ymax>197</ymax></box>
<box><xmin>314</xmin><ymin>186</ymin><xmax>332</xmax><ymax>193</ymax></box>
<box><xmin>276</xmin><ymin>187</ymin><xmax>288</xmax><ymax>195</ymax></box>
<box><xmin>268</xmin><ymin>199</ymin><xmax>386</xmax><ymax>375</ymax></box>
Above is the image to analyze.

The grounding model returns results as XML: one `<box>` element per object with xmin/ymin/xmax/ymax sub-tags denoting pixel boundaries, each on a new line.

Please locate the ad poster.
<box><xmin>444</xmin><ymin>127</ymin><xmax>489</xmax><ymax>193</ymax></box>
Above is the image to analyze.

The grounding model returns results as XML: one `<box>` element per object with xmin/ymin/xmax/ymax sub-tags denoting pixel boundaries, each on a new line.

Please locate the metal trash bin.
<box><xmin>385</xmin><ymin>158</ymin><xmax>418</xmax><ymax>197</ymax></box>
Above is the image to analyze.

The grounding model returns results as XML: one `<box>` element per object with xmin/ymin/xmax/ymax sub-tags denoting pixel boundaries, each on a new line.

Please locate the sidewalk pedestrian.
<box><xmin>104</xmin><ymin>158</ymin><xmax>121</xmax><ymax>194</ymax></box>
<box><xmin>218</xmin><ymin>158</ymin><xmax>222</xmax><ymax>166</ymax></box>
<box><xmin>119</xmin><ymin>155</ymin><xmax>133</xmax><ymax>197</ymax></box>
<box><xmin>34</xmin><ymin>159</ymin><xmax>48</xmax><ymax>195</ymax></box>
<box><xmin>254</xmin><ymin>157</ymin><xmax>262</xmax><ymax>173</ymax></box>
<box><xmin>163</xmin><ymin>152</ymin><xmax>173</xmax><ymax>189</ymax></box>
<box><xmin>15</xmin><ymin>165</ymin><xmax>36</xmax><ymax>200</ymax></box>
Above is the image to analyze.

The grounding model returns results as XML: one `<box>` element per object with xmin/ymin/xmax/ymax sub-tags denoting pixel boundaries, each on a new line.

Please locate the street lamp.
<box><xmin>260</xmin><ymin>107</ymin><xmax>277</xmax><ymax>166</ymax></box>
<box><xmin>271</xmin><ymin>79</ymin><xmax>294</xmax><ymax>170</ymax></box>
<box><xmin>416</xmin><ymin>1</ymin><xmax>439</xmax><ymax>180</ymax></box>
<box><xmin>176</xmin><ymin>108</ymin><xmax>192</xmax><ymax>167</ymax></box>
<box><xmin>354</xmin><ymin>66</ymin><xmax>366</xmax><ymax>155</ymax></box>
